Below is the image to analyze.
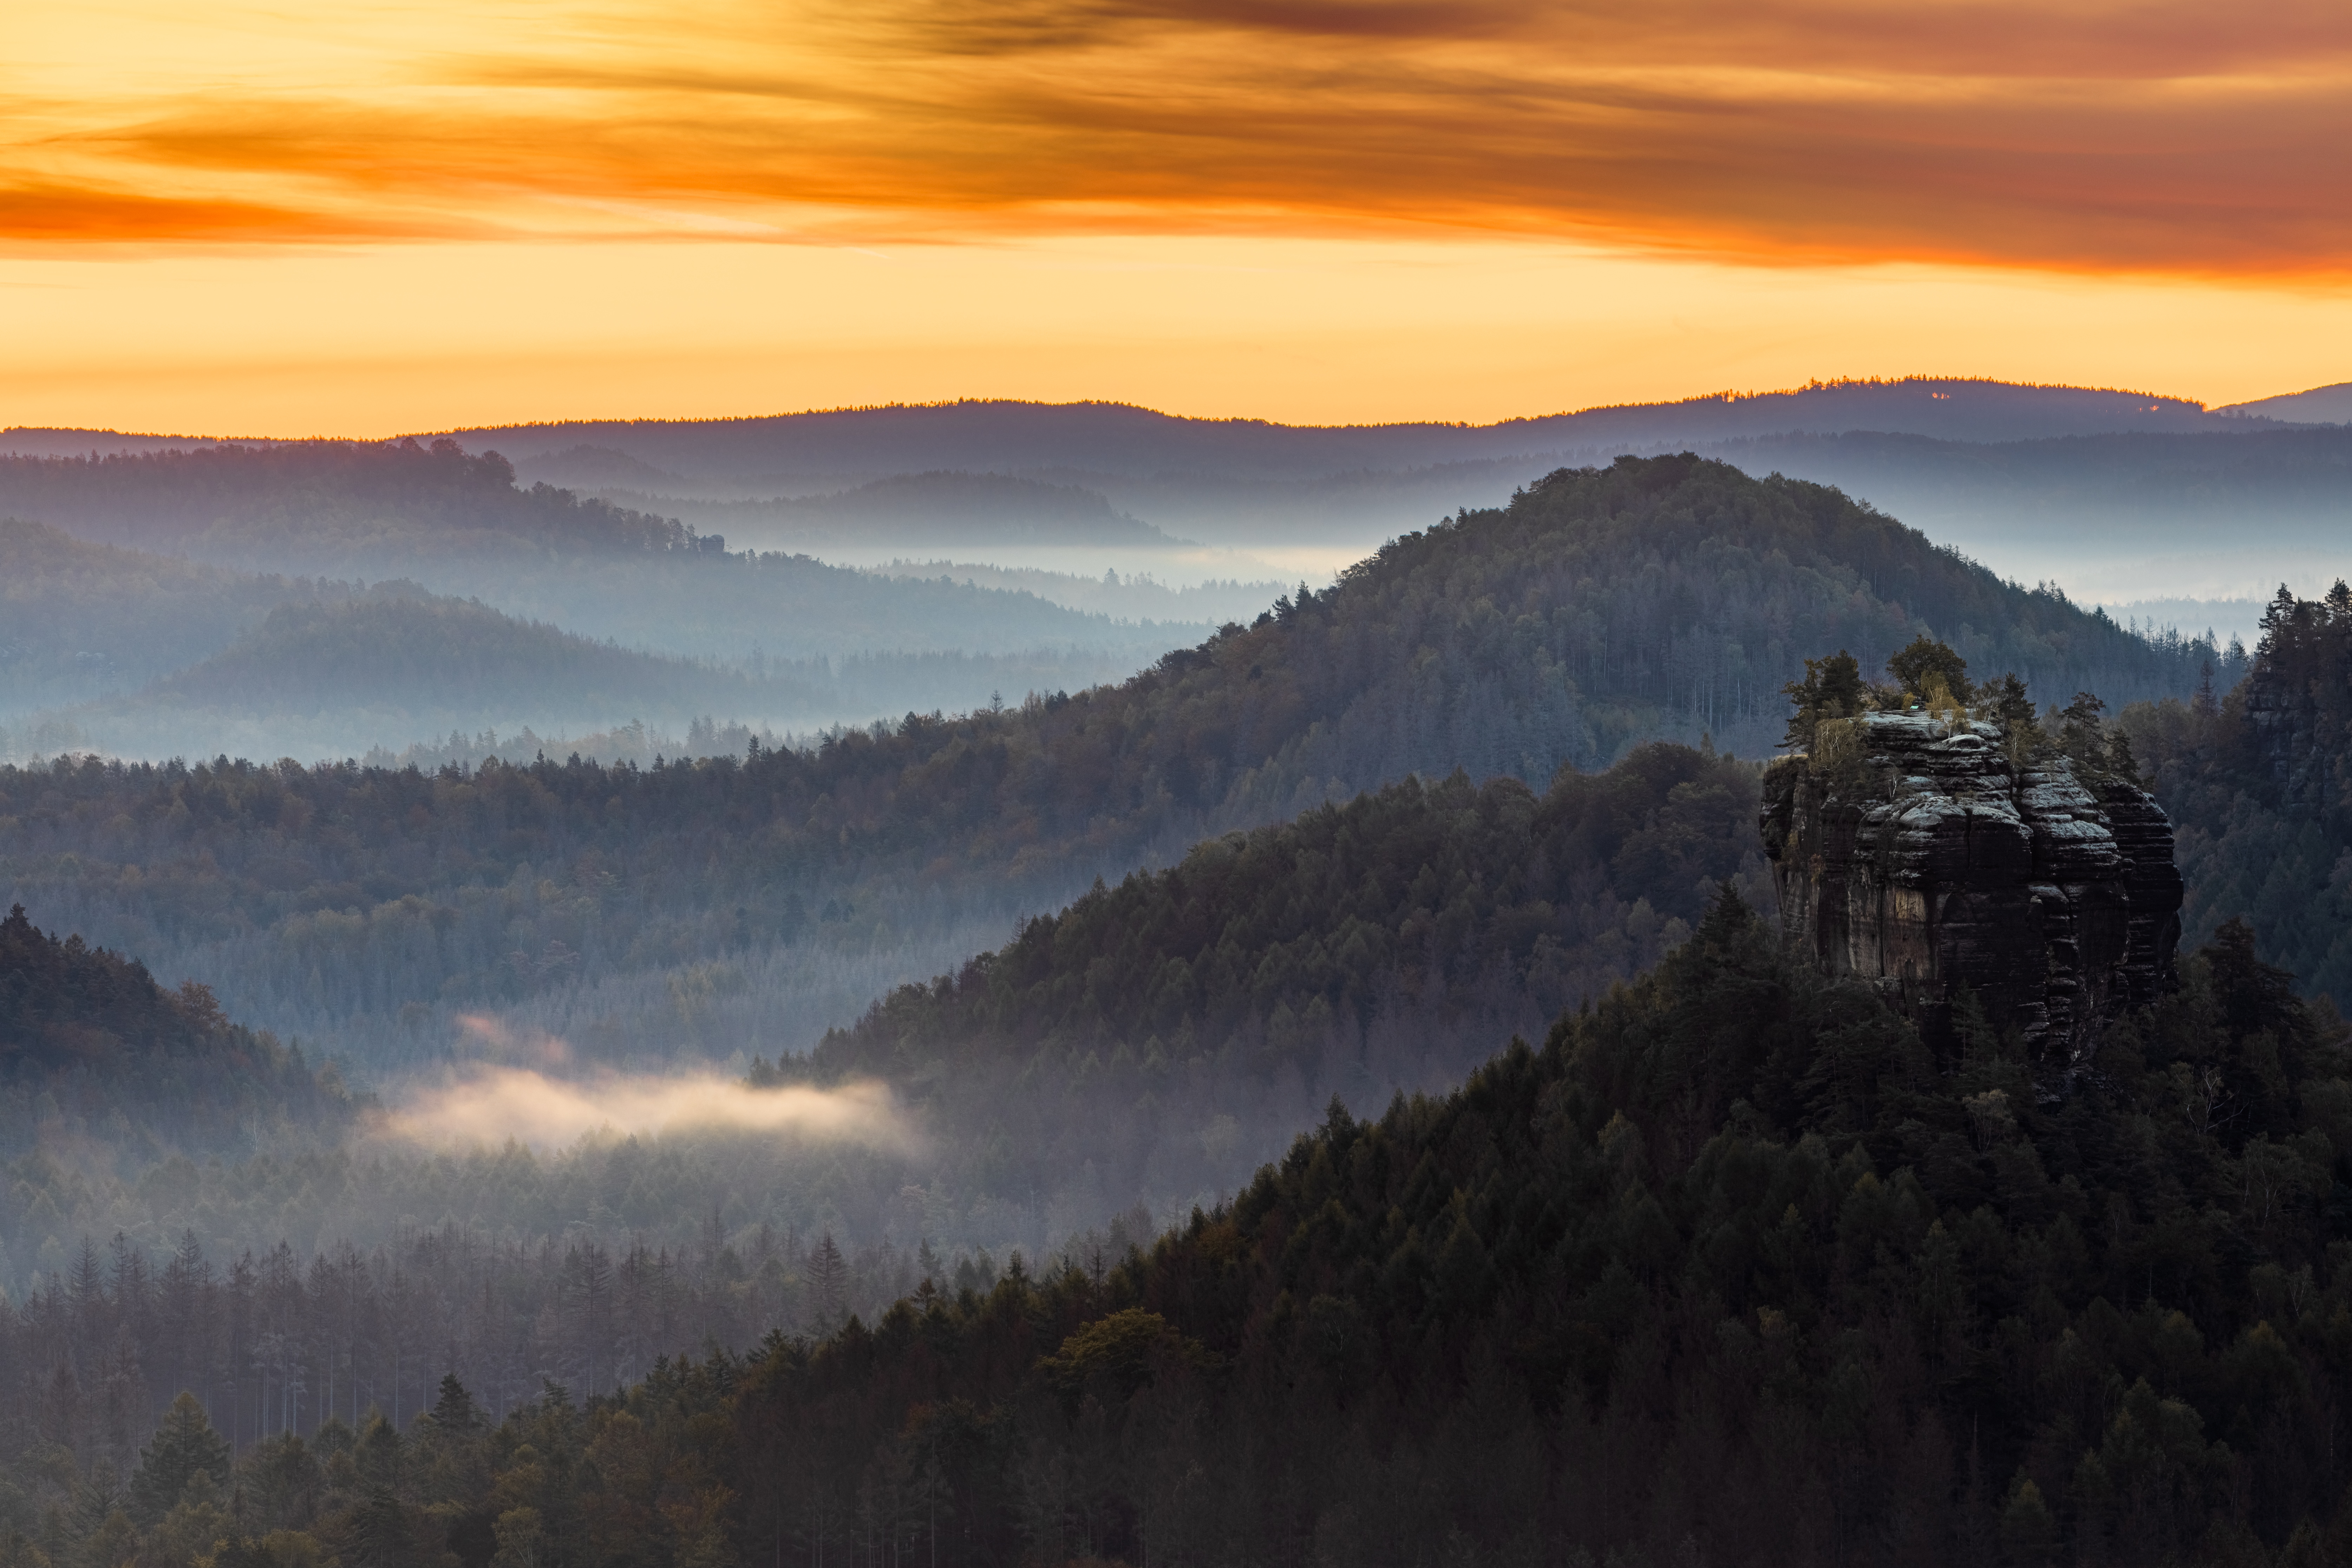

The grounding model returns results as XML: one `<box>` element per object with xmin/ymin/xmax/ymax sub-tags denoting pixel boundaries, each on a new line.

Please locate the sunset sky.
<box><xmin>5</xmin><ymin>0</ymin><xmax>2348</xmax><ymax>432</ymax></box>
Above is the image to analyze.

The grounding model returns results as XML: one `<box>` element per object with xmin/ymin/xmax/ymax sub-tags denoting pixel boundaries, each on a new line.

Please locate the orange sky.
<box><xmin>5</xmin><ymin>0</ymin><xmax>2350</xmax><ymax>431</ymax></box>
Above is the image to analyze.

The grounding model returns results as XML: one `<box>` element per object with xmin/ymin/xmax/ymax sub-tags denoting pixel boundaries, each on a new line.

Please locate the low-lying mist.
<box><xmin>378</xmin><ymin>1064</ymin><xmax>920</xmax><ymax>1155</ymax></box>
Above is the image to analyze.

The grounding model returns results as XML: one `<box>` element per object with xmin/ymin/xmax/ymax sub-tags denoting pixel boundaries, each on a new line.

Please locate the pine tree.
<box><xmin>128</xmin><ymin>1393</ymin><xmax>230</xmax><ymax>1527</ymax></box>
<box><xmin>808</xmin><ymin>1234</ymin><xmax>848</xmax><ymax>1329</ymax></box>
<box><xmin>427</xmin><ymin>1373</ymin><xmax>483</xmax><ymax>1436</ymax></box>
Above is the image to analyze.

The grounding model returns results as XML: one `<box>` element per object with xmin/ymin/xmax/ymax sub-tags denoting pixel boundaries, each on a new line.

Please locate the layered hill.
<box><xmin>0</xmin><ymin>517</ymin><xmax>326</xmax><ymax>718</ymax></box>
<box><xmin>33</xmin><ymin>586</ymin><xmax>1159</xmax><ymax>766</ymax></box>
<box><xmin>430</xmin><ymin>381</ymin><xmax>2292</xmax><ymax>551</ymax></box>
<box><xmin>0</xmin><ymin>441</ymin><xmax>1200</xmax><ymax>663</ymax></box>
<box><xmin>48</xmin><ymin>588</ymin><xmax>817</xmax><ymax>761</ymax></box>
<box><xmin>11</xmin><ymin>385</ymin><xmax>2330</xmax><ymax>583</ymax></box>
<box><xmin>570</xmin><ymin>469</ymin><xmax>1188</xmax><ymax>555</ymax></box>
<box><xmin>0</xmin><ymin>438</ymin><xmax>705</xmax><ymax>560</ymax></box>
<box><xmin>0</xmin><ymin>457</ymin><xmax>2219</xmax><ymax>1063</ymax></box>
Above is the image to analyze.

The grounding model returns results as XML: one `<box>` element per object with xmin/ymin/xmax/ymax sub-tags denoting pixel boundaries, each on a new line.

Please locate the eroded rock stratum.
<box><xmin>1761</xmin><ymin>713</ymin><xmax>2182</xmax><ymax>1073</ymax></box>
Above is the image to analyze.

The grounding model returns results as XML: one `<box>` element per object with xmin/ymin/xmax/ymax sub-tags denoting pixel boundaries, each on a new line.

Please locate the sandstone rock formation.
<box><xmin>1760</xmin><ymin>713</ymin><xmax>2182</xmax><ymax>1074</ymax></box>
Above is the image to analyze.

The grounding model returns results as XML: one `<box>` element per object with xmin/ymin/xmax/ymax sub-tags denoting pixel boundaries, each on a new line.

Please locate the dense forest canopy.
<box><xmin>12</xmin><ymin>895</ymin><xmax>2351</xmax><ymax>1567</ymax></box>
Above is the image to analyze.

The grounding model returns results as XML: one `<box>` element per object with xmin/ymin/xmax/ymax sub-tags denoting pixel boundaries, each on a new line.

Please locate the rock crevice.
<box><xmin>1761</xmin><ymin>713</ymin><xmax>2182</xmax><ymax>1073</ymax></box>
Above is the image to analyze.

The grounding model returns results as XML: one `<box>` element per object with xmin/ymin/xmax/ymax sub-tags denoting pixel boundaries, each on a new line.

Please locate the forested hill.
<box><xmin>647</xmin><ymin>470</ymin><xmax>1187</xmax><ymax>548</ymax></box>
<box><xmin>2125</xmin><ymin>582</ymin><xmax>2352</xmax><ymax>1004</ymax></box>
<box><xmin>796</xmin><ymin>744</ymin><xmax>1766</xmax><ymax>1213</ymax></box>
<box><xmin>0</xmin><ymin>903</ymin><xmax>352</xmax><ymax>1161</ymax></box>
<box><xmin>37</xmin><ymin>589</ymin><xmax>831</xmax><ymax>763</ymax></box>
<box><xmin>0</xmin><ymin>440</ymin><xmax>711</xmax><ymax>560</ymax></box>
<box><xmin>155</xmin><ymin>590</ymin><xmax>805</xmax><ymax>714</ymax></box>
<box><xmin>0</xmin><ymin>456</ymin><xmax>2219</xmax><ymax>1059</ymax></box>
<box><xmin>0</xmin><ymin>463</ymin><xmax>1184</xmax><ymax>670</ymax></box>
<box><xmin>32</xmin><ymin>895</ymin><xmax>2352</xmax><ymax>1568</ymax></box>
<box><xmin>0</xmin><ymin>517</ymin><xmax>325</xmax><ymax>714</ymax></box>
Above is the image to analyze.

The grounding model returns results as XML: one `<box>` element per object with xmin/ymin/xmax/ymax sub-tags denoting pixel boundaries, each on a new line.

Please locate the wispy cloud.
<box><xmin>380</xmin><ymin>1063</ymin><xmax>921</xmax><ymax>1153</ymax></box>
<box><xmin>6</xmin><ymin>0</ymin><xmax>2351</xmax><ymax>272</ymax></box>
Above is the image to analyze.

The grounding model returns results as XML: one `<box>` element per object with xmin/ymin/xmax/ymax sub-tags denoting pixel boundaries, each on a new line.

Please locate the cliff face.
<box><xmin>1760</xmin><ymin>714</ymin><xmax>2182</xmax><ymax>1073</ymax></box>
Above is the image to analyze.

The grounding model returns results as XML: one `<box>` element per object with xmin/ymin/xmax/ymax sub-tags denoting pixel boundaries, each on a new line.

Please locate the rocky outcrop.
<box><xmin>1760</xmin><ymin>714</ymin><xmax>2182</xmax><ymax>1075</ymax></box>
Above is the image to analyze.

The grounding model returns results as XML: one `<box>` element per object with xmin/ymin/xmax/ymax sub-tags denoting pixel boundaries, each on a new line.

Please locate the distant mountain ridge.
<box><xmin>8</xmin><ymin>379</ymin><xmax>2328</xmax><ymax>569</ymax></box>
<box><xmin>7</xmin><ymin>378</ymin><xmax>2262</xmax><ymax>475</ymax></box>
<box><xmin>2217</xmin><ymin>381</ymin><xmax>2352</xmax><ymax>424</ymax></box>
<box><xmin>423</xmin><ymin>379</ymin><xmax>2260</xmax><ymax>489</ymax></box>
<box><xmin>620</xmin><ymin>469</ymin><xmax>1193</xmax><ymax>550</ymax></box>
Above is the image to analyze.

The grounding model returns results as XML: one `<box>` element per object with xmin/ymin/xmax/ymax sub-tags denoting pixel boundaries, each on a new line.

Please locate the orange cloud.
<box><xmin>6</xmin><ymin>0</ymin><xmax>2350</xmax><ymax>274</ymax></box>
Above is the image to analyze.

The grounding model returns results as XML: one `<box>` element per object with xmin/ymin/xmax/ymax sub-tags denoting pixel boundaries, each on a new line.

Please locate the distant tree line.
<box><xmin>0</xmin><ymin>441</ymin><xmax>713</xmax><ymax>560</ymax></box>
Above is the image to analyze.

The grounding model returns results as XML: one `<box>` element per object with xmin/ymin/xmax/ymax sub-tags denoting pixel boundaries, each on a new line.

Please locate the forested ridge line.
<box><xmin>14</xmin><ymin>895</ymin><xmax>2352</xmax><ymax>1568</ymax></box>
<box><xmin>0</xmin><ymin>440</ymin><xmax>714</xmax><ymax>559</ymax></box>
<box><xmin>0</xmin><ymin>456</ymin><xmax>2222</xmax><ymax>1061</ymax></box>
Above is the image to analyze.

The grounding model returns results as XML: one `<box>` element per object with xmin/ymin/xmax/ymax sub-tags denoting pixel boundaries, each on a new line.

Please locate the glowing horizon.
<box><xmin>4</xmin><ymin>0</ymin><xmax>2349</xmax><ymax>431</ymax></box>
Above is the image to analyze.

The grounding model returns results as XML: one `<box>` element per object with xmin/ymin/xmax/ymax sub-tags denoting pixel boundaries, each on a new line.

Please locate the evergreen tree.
<box><xmin>127</xmin><ymin>1394</ymin><xmax>230</xmax><ymax>1528</ymax></box>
